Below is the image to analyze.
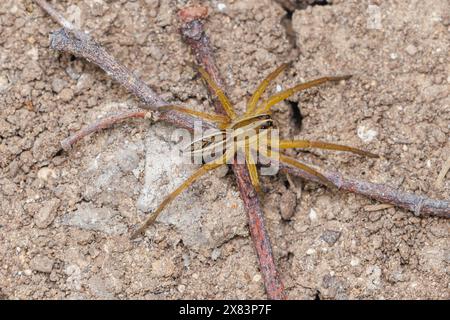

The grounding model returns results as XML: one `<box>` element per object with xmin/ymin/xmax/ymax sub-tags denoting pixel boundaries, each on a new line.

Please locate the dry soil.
<box><xmin>0</xmin><ymin>0</ymin><xmax>449</xmax><ymax>299</ymax></box>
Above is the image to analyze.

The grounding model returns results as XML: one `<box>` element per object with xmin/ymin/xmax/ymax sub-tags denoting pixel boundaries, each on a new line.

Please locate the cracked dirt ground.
<box><xmin>0</xmin><ymin>0</ymin><xmax>449</xmax><ymax>299</ymax></box>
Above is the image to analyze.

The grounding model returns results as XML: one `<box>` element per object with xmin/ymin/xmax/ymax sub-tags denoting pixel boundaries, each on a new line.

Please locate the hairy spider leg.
<box><xmin>196</xmin><ymin>66</ymin><xmax>237</xmax><ymax>119</ymax></box>
<box><xmin>257</xmin><ymin>75</ymin><xmax>352</xmax><ymax>114</ymax></box>
<box><xmin>159</xmin><ymin>105</ymin><xmax>229</xmax><ymax>127</ymax></box>
<box><xmin>246</xmin><ymin>63</ymin><xmax>290</xmax><ymax>115</ymax></box>
<box><xmin>131</xmin><ymin>149</ymin><xmax>236</xmax><ymax>239</ymax></box>
<box><xmin>245</xmin><ymin>138</ymin><xmax>261</xmax><ymax>193</ymax></box>
<box><xmin>259</xmin><ymin>147</ymin><xmax>334</xmax><ymax>188</ymax></box>
<box><xmin>276</xmin><ymin>140</ymin><xmax>378</xmax><ymax>158</ymax></box>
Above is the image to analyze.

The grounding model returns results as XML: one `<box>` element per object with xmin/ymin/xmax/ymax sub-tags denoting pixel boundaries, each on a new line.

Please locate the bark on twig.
<box><xmin>60</xmin><ymin>108</ymin><xmax>215</xmax><ymax>150</ymax></box>
<box><xmin>180</xmin><ymin>12</ymin><xmax>287</xmax><ymax>300</ymax></box>
<box><xmin>49</xmin><ymin>28</ymin><xmax>166</xmax><ymax>108</ymax></box>
<box><xmin>60</xmin><ymin>111</ymin><xmax>147</xmax><ymax>151</ymax></box>
<box><xmin>279</xmin><ymin>163</ymin><xmax>450</xmax><ymax>218</ymax></box>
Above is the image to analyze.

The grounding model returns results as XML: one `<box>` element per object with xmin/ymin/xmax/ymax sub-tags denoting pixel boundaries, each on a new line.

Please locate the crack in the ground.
<box><xmin>275</xmin><ymin>0</ymin><xmax>332</xmax><ymax>48</ymax></box>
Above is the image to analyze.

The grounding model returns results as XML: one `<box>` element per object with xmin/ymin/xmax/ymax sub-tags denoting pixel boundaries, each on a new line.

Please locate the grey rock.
<box><xmin>51</xmin><ymin>78</ymin><xmax>67</xmax><ymax>93</ymax></box>
<box><xmin>366</xmin><ymin>265</ymin><xmax>382</xmax><ymax>290</ymax></box>
<box><xmin>59</xmin><ymin>88</ymin><xmax>74</xmax><ymax>102</ymax></box>
<box><xmin>88</xmin><ymin>275</ymin><xmax>115</xmax><ymax>299</ymax></box>
<box><xmin>279</xmin><ymin>190</ymin><xmax>296</xmax><ymax>220</ymax></box>
<box><xmin>59</xmin><ymin>204</ymin><xmax>127</xmax><ymax>235</ymax></box>
<box><xmin>30</xmin><ymin>255</ymin><xmax>54</xmax><ymax>273</ymax></box>
<box><xmin>211</xmin><ymin>248</ymin><xmax>221</xmax><ymax>261</ymax></box>
<box><xmin>321</xmin><ymin>274</ymin><xmax>348</xmax><ymax>300</ymax></box>
<box><xmin>137</xmin><ymin>125</ymin><xmax>247</xmax><ymax>249</ymax></box>
<box><xmin>320</xmin><ymin>229</ymin><xmax>341</xmax><ymax>245</ymax></box>
<box><xmin>34</xmin><ymin>199</ymin><xmax>60</xmax><ymax>229</ymax></box>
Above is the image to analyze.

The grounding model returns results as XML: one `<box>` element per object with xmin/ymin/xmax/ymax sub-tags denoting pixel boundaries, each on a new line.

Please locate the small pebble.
<box><xmin>30</xmin><ymin>255</ymin><xmax>54</xmax><ymax>273</ymax></box>
<box><xmin>59</xmin><ymin>88</ymin><xmax>74</xmax><ymax>102</ymax></box>
<box><xmin>252</xmin><ymin>274</ymin><xmax>261</xmax><ymax>282</ymax></box>
<box><xmin>405</xmin><ymin>44</ymin><xmax>418</xmax><ymax>56</ymax></box>
<box><xmin>0</xmin><ymin>75</ymin><xmax>9</xmax><ymax>92</ymax></box>
<box><xmin>37</xmin><ymin>167</ymin><xmax>57</xmax><ymax>182</ymax></box>
<box><xmin>357</xmin><ymin>125</ymin><xmax>378</xmax><ymax>143</ymax></box>
<box><xmin>34</xmin><ymin>199</ymin><xmax>60</xmax><ymax>229</ymax></box>
<box><xmin>309</xmin><ymin>208</ymin><xmax>318</xmax><ymax>222</ymax></box>
<box><xmin>350</xmin><ymin>257</ymin><xmax>360</xmax><ymax>266</ymax></box>
<box><xmin>217</xmin><ymin>3</ymin><xmax>226</xmax><ymax>11</ymax></box>
<box><xmin>215</xmin><ymin>165</ymin><xmax>229</xmax><ymax>178</ymax></box>
<box><xmin>51</xmin><ymin>78</ymin><xmax>67</xmax><ymax>93</ymax></box>
<box><xmin>279</xmin><ymin>191</ymin><xmax>296</xmax><ymax>220</ymax></box>
<box><xmin>320</xmin><ymin>229</ymin><xmax>341</xmax><ymax>245</ymax></box>
<box><xmin>211</xmin><ymin>248</ymin><xmax>221</xmax><ymax>261</ymax></box>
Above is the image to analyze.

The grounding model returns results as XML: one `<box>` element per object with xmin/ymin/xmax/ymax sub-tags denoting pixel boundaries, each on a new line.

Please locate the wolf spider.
<box><xmin>131</xmin><ymin>63</ymin><xmax>377</xmax><ymax>238</ymax></box>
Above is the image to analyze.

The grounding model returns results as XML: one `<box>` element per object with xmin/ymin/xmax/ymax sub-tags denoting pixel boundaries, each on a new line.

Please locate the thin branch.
<box><xmin>279</xmin><ymin>162</ymin><xmax>450</xmax><ymax>218</ymax></box>
<box><xmin>34</xmin><ymin>0</ymin><xmax>80</xmax><ymax>33</ymax></box>
<box><xmin>60</xmin><ymin>108</ymin><xmax>215</xmax><ymax>150</ymax></box>
<box><xmin>49</xmin><ymin>28</ymin><xmax>166</xmax><ymax>109</ymax></box>
<box><xmin>180</xmin><ymin>8</ymin><xmax>287</xmax><ymax>300</ymax></box>
<box><xmin>60</xmin><ymin>110</ymin><xmax>147</xmax><ymax>151</ymax></box>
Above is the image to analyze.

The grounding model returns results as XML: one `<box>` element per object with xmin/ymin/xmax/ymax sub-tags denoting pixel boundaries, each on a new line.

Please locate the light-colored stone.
<box><xmin>59</xmin><ymin>204</ymin><xmax>127</xmax><ymax>235</ymax></box>
<box><xmin>30</xmin><ymin>255</ymin><xmax>54</xmax><ymax>273</ymax></box>
<box><xmin>34</xmin><ymin>199</ymin><xmax>60</xmax><ymax>228</ymax></box>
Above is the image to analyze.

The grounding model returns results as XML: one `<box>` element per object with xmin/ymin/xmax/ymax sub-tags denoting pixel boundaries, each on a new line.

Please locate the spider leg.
<box><xmin>245</xmin><ymin>141</ymin><xmax>261</xmax><ymax>193</ymax></box>
<box><xmin>257</xmin><ymin>75</ymin><xmax>352</xmax><ymax>114</ymax></box>
<box><xmin>246</xmin><ymin>63</ymin><xmax>290</xmax><ymax>115</ymax></box>
<box><xmin>259</xmin><ymin>148</ymin><xmax>334</xmax><ymax>188</ymax></box>
<box><xmin>196</xmin><ymin>66</ymin><xmax>237</xmax><ymax>119</ymax></box>
<box><xmin>279</xmin><ymin>154</ymin><xmax>335</xmax><ymax>188</ymax></box>
<box><xmin>160</xmin><ymin>105</ymin><xmax>228</xmax><ymax>126</ymax></box>
<box><xmin>131</xmin><ymin>162</ymin><xmax>222</xmax><ymax>239</ymax></box>
<box><xmin>277</xmin><ymin>139</ymin><xmax>378</xmax><ymax>158</ymax></box>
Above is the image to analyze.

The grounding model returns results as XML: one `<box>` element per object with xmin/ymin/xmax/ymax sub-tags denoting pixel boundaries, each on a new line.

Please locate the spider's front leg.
<box><xmin>196</xmin><ymin>66</ymin><xmax>237</xmax><ymax>119</ymax></box>
<box><xmin>245</xmin><ymin>141</ymin><xmax>261</xmax><ymax>193</ymax></box>
<box><xmin>260</xmin><ymin>148</ymin><xmax>334</xmax><ymax>188</ymax></box>
<box><xmin>257</xmin><ymin>74</ymin><xmax>352</xmax><ymax>114</ymax></box>
<box><xmin>276</xmin><ymin>139</ymin><xmax>378</xmax><ymax>158</ymax></box>
<box><xmin>246</xmin><ymin>63</ymin><xmax>291</xmax><ymax>115</ymax></box>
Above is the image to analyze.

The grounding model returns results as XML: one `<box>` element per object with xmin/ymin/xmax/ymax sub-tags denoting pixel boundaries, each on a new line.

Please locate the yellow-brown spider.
<box><xmin>131</xmin><ymin>63</ymin><xmax>378</xmax><ymax>239</ymax></box>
